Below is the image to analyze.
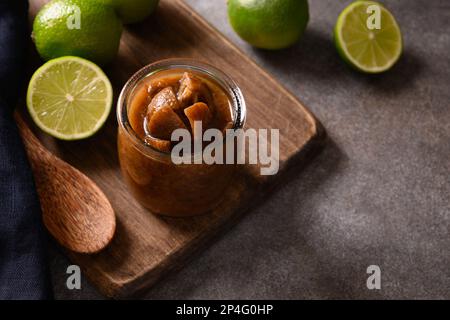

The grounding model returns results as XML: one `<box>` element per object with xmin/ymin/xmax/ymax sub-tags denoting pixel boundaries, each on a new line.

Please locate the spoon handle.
<box><xmin>14</xmin><ymin>112</ymin><xmax>51</xmax><ymax>165</ymax></box>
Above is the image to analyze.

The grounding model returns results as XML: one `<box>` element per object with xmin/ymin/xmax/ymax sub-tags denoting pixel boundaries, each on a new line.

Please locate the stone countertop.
<box><xmin>50</xmin><ymin>0</ymin><xmax>450</xmax><ymax>299</ymax></box>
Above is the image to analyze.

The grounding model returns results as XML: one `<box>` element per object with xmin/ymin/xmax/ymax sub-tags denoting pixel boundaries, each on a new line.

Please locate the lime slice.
<box><xmin>334</xmin><ymin>1</ymin><xmax>402</xmax><ymax>73</ymax></box>
<box><xmin>27</xmin><ymin>56</ymin><xmax>113</xmax><ymax>140</ymax></box>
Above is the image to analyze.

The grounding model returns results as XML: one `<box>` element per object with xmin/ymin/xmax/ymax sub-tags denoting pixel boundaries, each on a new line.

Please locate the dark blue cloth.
<box><xmin>0</xmin><ymin>0</ymin><xmax>52</xmax><ymax>299</ymax></box>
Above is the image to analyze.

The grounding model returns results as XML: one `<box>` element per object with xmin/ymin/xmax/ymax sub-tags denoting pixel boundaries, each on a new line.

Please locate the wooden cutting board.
<box><xmin>28</xmin><ymin>0</ymin><xmax>326</xmax><ymax>298</ymax></box>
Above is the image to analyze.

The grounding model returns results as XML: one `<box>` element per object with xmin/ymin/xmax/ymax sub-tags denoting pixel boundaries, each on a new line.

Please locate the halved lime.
<box><xmin>27</xmin><ymin>56</ymin><xmax>113</xmax><ymax>140</ymax></box>
<box><xmin>334</xmin><ymin>1</ymin><xmax>402</xmax><ymax>73</ymax></box>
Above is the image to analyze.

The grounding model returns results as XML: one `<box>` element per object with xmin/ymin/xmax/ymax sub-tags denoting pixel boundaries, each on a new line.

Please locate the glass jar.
<box><xmin>117</xmin><ymin>59</ymin><xmax>246</xmax><ymax>217</ymax></box>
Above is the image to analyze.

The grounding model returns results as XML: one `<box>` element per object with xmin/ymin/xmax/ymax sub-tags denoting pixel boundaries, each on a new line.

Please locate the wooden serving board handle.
<box><xmin>28</xmin><ymin>0</ymin><xmax>325</xmax><ymax>298</ymax></box>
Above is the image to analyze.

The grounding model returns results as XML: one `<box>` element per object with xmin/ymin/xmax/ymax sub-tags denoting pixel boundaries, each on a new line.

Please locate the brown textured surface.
<box><xmin>28</xmin><ymin>0</ymin><xmax>325</xmax><ymax>298</ymax></box>
<box><xmin>15</xmin><ymin>114</ymin><xmax>116</xmax><ymax>254</ymax></box>
<box><xmin>47</xmin><ymin>0</ymin><xmax>450</xmax><ymax>300</ymax></box>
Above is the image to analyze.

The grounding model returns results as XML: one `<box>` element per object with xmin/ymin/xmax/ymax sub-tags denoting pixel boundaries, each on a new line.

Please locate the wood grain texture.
<box><xmin>15</xmin><ymin>113</ymin><xmax>116</xmax><ymax>254</ymax></box>
<box><xmin>28</xmin><ymin>0</ymin><xmax>326</xmax><ymax>297</ymax></box>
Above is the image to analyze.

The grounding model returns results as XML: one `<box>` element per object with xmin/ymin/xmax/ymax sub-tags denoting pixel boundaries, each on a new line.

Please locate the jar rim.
<box><xmin>117</xmin><ymin>58</ymin><xmax>247</xmax><ymax>159</ymax></box>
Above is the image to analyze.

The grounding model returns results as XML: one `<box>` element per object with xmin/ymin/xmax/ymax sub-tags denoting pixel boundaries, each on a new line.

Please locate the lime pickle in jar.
<box><xmin>117</xmin><ymin>59</ymin><xmax>246</xmax><ymax>217</ymax></box>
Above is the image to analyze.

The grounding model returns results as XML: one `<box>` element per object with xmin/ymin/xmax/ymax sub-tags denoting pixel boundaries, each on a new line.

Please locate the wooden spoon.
<box><xmin>14</xmin><ymin>112</ymin><xmax>116</xmax><ymax>254</ymax></box>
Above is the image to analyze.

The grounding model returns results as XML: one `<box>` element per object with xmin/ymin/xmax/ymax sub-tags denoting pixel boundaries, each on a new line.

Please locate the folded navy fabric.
<box><xmin>0</xmin><ymin>0</ymin><xmax>52</xmax><ymax>299</ymax></box>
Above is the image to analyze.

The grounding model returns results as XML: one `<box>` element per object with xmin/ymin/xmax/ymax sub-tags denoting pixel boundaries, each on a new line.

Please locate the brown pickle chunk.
<box><xmin>147</xmin><ymin>106</ymin><xmax>187</xmax><ymax>140</ymax></box>
<box><xmin>147</xmin><ymin>87</ymin><xmax>180</xmax><ymax>120</ymax></box>
<box><xmin>184</xmin><ymin>102</ymin><xmax>212</xmax><ymax>136</ymax></box>
<box><xmin>147</xmin><ymin>80</ymin><xmax>170</xmax><ymax>97</ymax></box>
<box><xmin>177</xmin><ymin>72</ymin><xmax>214</xmax><ymax>112</ymax></box>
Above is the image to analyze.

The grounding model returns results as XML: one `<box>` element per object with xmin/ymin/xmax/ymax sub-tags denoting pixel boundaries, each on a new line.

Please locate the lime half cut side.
<box><xmin>27</xmin><ymin>56</ymin><xmax>113</xmax><ymax>140</ymax></box>
<box><xmin>334</xmin><ymin>1</ymin><xmax>402</xmax><ymax>73</ymax></box>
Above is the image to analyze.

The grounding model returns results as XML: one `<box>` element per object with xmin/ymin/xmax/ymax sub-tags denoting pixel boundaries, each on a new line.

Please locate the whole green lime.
<box><xmin>227</xmin><ymin>0</ymin><xmax>309</xmax><ymax>50</ymax></box>
<box><xmin>101</xmin><ymin>0</ymin><xmax>159</xmax><ymax>24</ymax></box>
<box><xmin>32</xmin><ymin>0</ymin><xmax>123</xmax><ymax>66</ymax></box>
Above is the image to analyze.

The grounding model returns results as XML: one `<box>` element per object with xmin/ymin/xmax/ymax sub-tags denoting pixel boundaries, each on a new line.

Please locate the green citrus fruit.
<box><xmin>27</xmin><ymin>56</ymin><xmax>113</xmax><ymax>140</ymax></box>
<box><xmin>32</xmin><ymin>0</ymin><xmax>123</xmax><ymax>66</ymax></box>
<box><xmin>227</xmin><ymin>0</ymin><xmax>309</xmax><ymax>50</ymax></box>
<box><xmin>334</xmin><ymin>1</ymin><xmax>402</xmax><ymax>73</ymax></box>
<box><xmin>100</xmin><ymin>0</ymin><xmax>159</xmax><ymax>24</ymax></box>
